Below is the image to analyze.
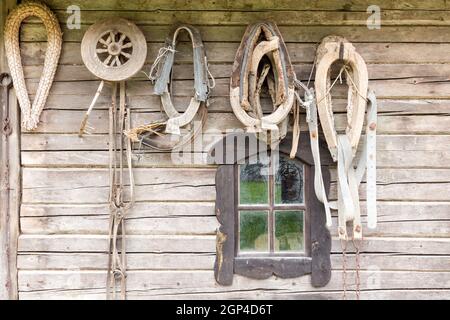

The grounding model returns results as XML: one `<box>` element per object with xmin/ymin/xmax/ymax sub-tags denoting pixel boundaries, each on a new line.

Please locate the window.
<box><xmin>209</xmin><ymin>133</ymin><xmax>332</xmax><ymax>287</ymax></box>
<box><xmin>238</xmin><ymin>153</ymin><xmax>306</xmax><ymax>254</ymax></box>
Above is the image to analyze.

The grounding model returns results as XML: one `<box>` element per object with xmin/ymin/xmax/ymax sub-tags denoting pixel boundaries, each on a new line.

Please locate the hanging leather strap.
<box><xmin>304</xmin><ymin>87</ymin><xmax>377</xmax><ymax>240</ymax></box>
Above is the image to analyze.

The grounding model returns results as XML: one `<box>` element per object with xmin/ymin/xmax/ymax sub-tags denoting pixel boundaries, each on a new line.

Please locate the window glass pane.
<box><xmin>274</xmin><ymin>211</ymin><xmax>304</xmax><ymax>252</ymax></box>
<box><xmin>239</xmin><ymin>159</ymin><xmax>269</xmax><ymax>205</ymax></box>
<box><xmin>239</xmin><ymin>211</ymin><xmax>269</xmax><ymax>252</ymax></box>
<box><xmin>275</xmin><ymin>156</ymin><xmax>304</xmax><ymax>204</ymax></box>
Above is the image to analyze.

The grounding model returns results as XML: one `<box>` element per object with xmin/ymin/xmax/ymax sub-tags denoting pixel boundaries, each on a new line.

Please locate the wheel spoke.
<box><xmin>96</xmin><ymin>48</ymin><xmax>108</xmax><ymax>53</ymax></box>
<box><xmin>104</xmin><ymin>54</ymin><xmax>113</xmax><ymax>66</ymax></box>
<box><xmin>120</xmin><ymin>51</ymin><xmax>131</xmax><ymax>59</ymax></box>
<box><xmin>114</xmin><ymin>56</ymin><xmax>122</xmax><ymax>66</ymax></box>
<box><xmin>99</xmin><ymin>37</ymin><xmax>109</xmax><ymax>46</ymax></box>
<box><xmin>118</xmin><ymin>34</ymin><xmax>126</xmax><ymax>45</ymax></box>
<box><xmin>109</xmin><ymin>31</ymin><xmax>115</xmax><ymax>43</ymax></box>
<box><xmin>121</xmin><ymin>42</ymin><xmax>133</xmax><ymax>49</ymax></box>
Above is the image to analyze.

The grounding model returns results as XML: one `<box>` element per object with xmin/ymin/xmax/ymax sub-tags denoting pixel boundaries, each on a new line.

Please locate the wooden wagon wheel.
<box><xmin>81</xmin><ymin>18</ymin><xmax>147</xmax><ymax>82</ymax></box>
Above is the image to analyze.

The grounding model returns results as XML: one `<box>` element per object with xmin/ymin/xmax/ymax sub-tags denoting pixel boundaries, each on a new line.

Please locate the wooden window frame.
<box><xmin>236</xmin><ymin>153</ymin><xmax>309</xmax><ymax>256</ymax></box>
<box><xmin>208</xmin><ymin>133</ymin><xmax>332</xmax><ymax>287</ymax></box>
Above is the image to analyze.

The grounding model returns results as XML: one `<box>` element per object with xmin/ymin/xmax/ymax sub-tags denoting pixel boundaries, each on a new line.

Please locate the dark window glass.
<box><xmin>239</xmin><ymin>211</ymin><xmax>269</xmax><ymax>252</ymax></box>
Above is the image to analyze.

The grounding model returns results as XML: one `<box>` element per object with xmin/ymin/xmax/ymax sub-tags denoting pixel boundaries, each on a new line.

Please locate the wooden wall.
<box><xmin>14</xmin><ymin>0</ymin><xmax>450</xmax><ymax>299</ymax></box>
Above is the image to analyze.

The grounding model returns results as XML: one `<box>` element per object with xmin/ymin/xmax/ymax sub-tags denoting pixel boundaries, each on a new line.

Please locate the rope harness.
<box><xmin>230</xmin><ymin>21</ymin><xmax>297</xmax><ymax>150</ymax></box>
<box><xmin>106</xmin><ymin>82</ymin><xmax>134</xmax><ymax>300</ymax></box>
<box><xmin>126</xmin><ymin>25</ymin><xmax>212</xmax><ymax>151</ymax></box>
<box><xmin>4</xmin><ymin>1</ymin><xmax>62</xmax><ymax>131</ymax></box>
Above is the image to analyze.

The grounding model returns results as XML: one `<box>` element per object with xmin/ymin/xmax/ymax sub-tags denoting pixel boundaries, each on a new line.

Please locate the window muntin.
<box><xmin>237</xmin><ymin>153</ymin><xmax>306</xmax><ymax>255</ymax></box>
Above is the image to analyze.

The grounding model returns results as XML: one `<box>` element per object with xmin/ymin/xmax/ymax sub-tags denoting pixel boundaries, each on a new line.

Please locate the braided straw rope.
<box><xmin>4</xmin><ymin>1</ymin><xmax>62</xmax><ymax>131</ymax></box>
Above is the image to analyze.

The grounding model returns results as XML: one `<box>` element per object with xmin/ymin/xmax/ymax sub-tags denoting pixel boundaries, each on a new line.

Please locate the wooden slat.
<box><xmin>20</xmin><ymin>25</ymin><xmax>450</xmax><ymax>43</ymax></box>
<box><xmin>21</xmin><ymin>43</ymin><xmax>450</xmax><ymax>65</ymax></box>
<box><xmin>24</xmin><ymin>78</ymin><xmax>450</xmax><ymax>100</ymax></box>
<box><xmin>21</xmin><ymin>149</ymin><xmax>450</xmax><ymax>169</ymax></box>
<box><xmin>23</xmin><ymin>63</ymin><xmax>450</xmax><ymax>82</ymax></box>
<box><xmin>19</xmin><ymin>215</ymin><xmax>450</xmax><ymax>237</ymax></box>
<box><xmin>35</xmin><ymin>0</ymin><xmax>450</xmax><ymax>11</ymax></box>
<box><xmin>16</xmin><ymin>270</ymin><xmax>450</xmax><ymax>294</ymax></box>
<box><xmin>25</xmin><ymin>9</ymin><xmax>450</xmax><ymax>27</ymax></box>
<box><xmin>21</xmin><ymin>134</ymin><xmax>450</xmax><ymax>152</ymax></box>
<box><xmin>17</xmin><ymin>252</ymin><xmax>450</xmax><ymax>272</ymax></box>
<box><xmin>18</xmin><ymin>288</ymin><xmax>450</xmax><ymax>300</ymax></box>
<box><xmin>18</xmin><ymin>235</ymin><xmax>450</xmax><ymax>255</ymax></box>
<box><xmin>22</xmin><ymin>110</ymin><xmax>450</xmax><ymax>135</ymax></box>
<box><xmin>22</xmin><ymin>168</ymin><xmax>216</xmax><ymax>203</ymax></box>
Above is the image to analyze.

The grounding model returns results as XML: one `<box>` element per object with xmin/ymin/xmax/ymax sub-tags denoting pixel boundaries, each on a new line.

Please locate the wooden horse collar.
<box><xmin>314</xmin><ymin>35</ymin><xmax>368</xmax><ymax>160</ymax></box>
<box><xmin>153</xmin><ymin>24</ymin><xmax>211</xmax><ymax>135</ymax></box>
<box><xmin>230</xmin><ymin>21</ymin><xmax>295</xmax><ymax>142</ymax></box>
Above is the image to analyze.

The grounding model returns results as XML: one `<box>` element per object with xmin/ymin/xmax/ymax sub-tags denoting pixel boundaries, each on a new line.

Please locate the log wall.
<box><xmin>12</xmin><ymin>0</ymin><xmax>450</xmax><ymax>299</ymax></box>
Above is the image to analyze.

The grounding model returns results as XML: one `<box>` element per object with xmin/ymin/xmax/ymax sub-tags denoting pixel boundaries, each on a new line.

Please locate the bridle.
<box><xmin>230</xmin><ymin>21</ymin><xmax>296</xmax><ymax>148</ymax></box>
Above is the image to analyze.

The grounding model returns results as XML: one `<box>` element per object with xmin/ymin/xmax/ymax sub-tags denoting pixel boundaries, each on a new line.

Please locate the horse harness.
<box><xmin>230</xmin><ymin>21</ymin><xmax>297</xmax><ymax>150</ymax></box>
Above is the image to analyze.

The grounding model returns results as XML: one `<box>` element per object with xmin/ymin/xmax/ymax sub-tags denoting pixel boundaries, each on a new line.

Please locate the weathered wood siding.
<box><xmin>16</xmin><ymin>0</ymin><xmax>450</xmax><ymax>299</ymax></box>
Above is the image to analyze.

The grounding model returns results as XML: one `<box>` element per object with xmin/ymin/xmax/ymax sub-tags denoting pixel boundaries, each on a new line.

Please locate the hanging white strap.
<box><xmin>302</xmin><ymin>89</ymin><xmax>332</xmax><ymax>228</ymax></box>
<box><xmin>306</xmin><ymin>89</ymin><xmax>377</xmax><ymax>239</ymax></box>
<box><xmin>358</xmin><ymin>91</ymin><xmax>378</xmax><ymax>229</ymax></box>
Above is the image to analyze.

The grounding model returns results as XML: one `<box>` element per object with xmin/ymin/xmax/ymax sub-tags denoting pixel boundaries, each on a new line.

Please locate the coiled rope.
<box><xmin>4</xmin><ymin>1</ymin><xmax>62</xmax><ymax>131</ymax></box>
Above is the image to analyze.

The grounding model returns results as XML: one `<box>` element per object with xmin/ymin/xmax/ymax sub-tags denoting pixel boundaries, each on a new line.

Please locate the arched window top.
<box><xmin>207</xmin><ymin>132</ymin><xmax>333</xmax><ymax>166</ymax></box>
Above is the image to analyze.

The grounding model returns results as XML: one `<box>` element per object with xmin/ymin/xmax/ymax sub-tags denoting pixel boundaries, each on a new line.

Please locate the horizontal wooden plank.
<box><xmin>17</xmin><ymin>270</ymin><xmax>450</xmax><ymax>296</ymax></box>
<box><xmin>18</xmin><ymin>234</ymin><xmax>217</xmax><ymax>253</ymax></box>
<box><xmin>20</xmin><ymin>215</ymin><xmax>450</xmax><ymax>237</ymax></box>
<box><xmin>23</xmin><ymin>64</ymin><xmax>450</xmax><ymax>83</ymax></box>
<box><xmin>25</xmin><ymin>9</ymin><xmax>450</xmax><ymax>27</ymax></box>
<box><xmin>27</xmin><ymin>110</ymin><xmax>450</xmax><ymax>135</ymax></box>
<box><xmin>21</xmin><ymin>24</ymin><xmax>450</xmax><ymax>43</ymax></box>
<box><xmin>17</xmin><ymin>252</ymin><xmax>215</xmax><ymax>271</ymax></box>
<box><xmin>18</xmin><ymin>235</ymin><xmax>450</xmax><ymax>255</ymax></box>
<box><xmin>21</xmin><ymin>166</ymin><xmax>450</xmax><ymax>203</ymax></box>
<box><xmin>21</xmin><ymin>43</ymin><xmax>450</xmax><ymax>66</ymax></box>
<box><xmin>21</xmin><ymin>149</ymin><xmax>450</xmax><ymax>169</ymax></box>
<box><xmin>21</xmin><ymin>202</ymin><xmax>214</xmax><ymax>217</ymax></box>
<box><xmin>25</xmin><ymin>78</ymin><xmax>450</xmax><ymax>101</ymax></box>
<box><xmin>40</xmin><ymin>0</ymin><xmax>450</xmax><ymax>11</ymax></box>
<box><xmin>20</xmin><ymin>216</ymin><xmax>219</xmax><ymax>235</ymax></box>
<box><xmin>329</xmin><ymin>182</ymin><xmax>450</xmax><ymax>201</ymax></box>
<box><xmin>21</xmin><ymin>134</ymin><xmax>450</xmax><ymax>152</ymax></box>
<box><xmin>22</xmin><ymin>168</ymin><xmax>216</xmax><ymax>203</ymax></box>
<box><xmin>17</xmin><ymin>252</ymin><xmax>450</xmax><ymax>272</ymax></box>
<box><xmin>20</xmin><ymin>201</ymin><xmax>450</xmax><ymax>222</ymax></box>
<box><xmin>17</xmin><ymin>287</ymin><xmax>450</xmax><ymax>300</ymax></box>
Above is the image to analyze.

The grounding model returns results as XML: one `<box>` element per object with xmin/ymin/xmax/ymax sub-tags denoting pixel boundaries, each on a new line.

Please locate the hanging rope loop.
<box><xmin>4</xmin><ymin>1</ymin><xmax>62</xmax><ymax>130</ymax></box>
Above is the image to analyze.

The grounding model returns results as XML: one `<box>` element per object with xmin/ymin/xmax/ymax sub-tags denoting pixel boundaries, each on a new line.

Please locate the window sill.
<box><xmin>234</xmin><ymin>256</ymin><xmax>312</xmax><ymax>280</ymax></box>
